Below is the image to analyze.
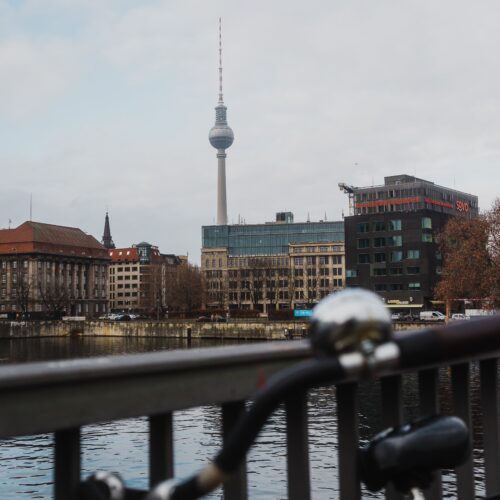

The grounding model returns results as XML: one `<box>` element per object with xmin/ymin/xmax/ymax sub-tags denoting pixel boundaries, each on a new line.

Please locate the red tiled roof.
<box><xmin>109</xmin><ymin>247</ymin><xmax>139</xmax><ymax>262</ymax></box>
<box><xmin>0</xmin><ymin>221</ymin><xmax>108</xmax><ymax>259</ymax></box>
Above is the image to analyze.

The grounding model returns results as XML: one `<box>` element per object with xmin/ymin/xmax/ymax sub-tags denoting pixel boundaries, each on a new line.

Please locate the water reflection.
<box><xmin>0</xmin><ymin>338</ymin><xmax>488</xmax><ymax>499</ymax></box>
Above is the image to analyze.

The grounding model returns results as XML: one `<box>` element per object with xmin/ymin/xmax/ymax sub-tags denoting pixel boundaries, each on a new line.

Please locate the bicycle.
<box><xmin>79</xmin><ymin>289</ymin><xmax>500</xmax><ymax>500</ymax></box>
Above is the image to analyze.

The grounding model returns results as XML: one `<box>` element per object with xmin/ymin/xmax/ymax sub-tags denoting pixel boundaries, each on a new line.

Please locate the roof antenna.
<box><xmin>307</xmin><ymin>211</ymin><xmax>310</xmax><ymax>223</ymax></box>
<box><xmin>30</xmin><ymin>193</ymin><xmax>32</xmax><ymax>221</ymax></box>
<box><xmin>8</xmin><ymin>218</ymin><xmax>11</xmax><ymax>229</ymax></box>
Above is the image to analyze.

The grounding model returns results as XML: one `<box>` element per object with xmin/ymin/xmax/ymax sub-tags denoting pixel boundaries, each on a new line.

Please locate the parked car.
<box><xmin>420</xmin><ymin>311</ymin><xmax>446</xmax><ymax>321</ymax></box>
<box><xmin>114</xmin><ymin>314</ymin><xmax>131</xmax><ymax>321</ymax></box>
<box><xmin>450</xmin><ymin>313</ymin><xmax>468</xmax><ymax>321</ymax></box>
<box><xmin>196</xmin><ymin>316</ymin><xmax>211</xmax><ymax>322</ymax></box>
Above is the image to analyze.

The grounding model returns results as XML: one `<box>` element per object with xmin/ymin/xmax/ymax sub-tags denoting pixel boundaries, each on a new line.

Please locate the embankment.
<box><xmin>0</xmin><ymin>319</ymin><xmax>428</xmax><ymax>340</ymax></box>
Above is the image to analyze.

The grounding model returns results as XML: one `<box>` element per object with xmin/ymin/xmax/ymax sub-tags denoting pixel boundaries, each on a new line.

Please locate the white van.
<box><xmin>420</xmin><ymin>311</ymin><xmax>446</xmax><ymax>321</ymax></box>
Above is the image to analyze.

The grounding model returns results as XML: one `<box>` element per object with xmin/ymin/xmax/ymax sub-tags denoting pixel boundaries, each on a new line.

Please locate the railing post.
<box><xmin>286</xmin><ymin>391</ymin><xmax>311</xmax><ymax>500</ymax></box>
<box><xmin>54</xmin><ymin>427</ymin><xmax>81</xmax><ymax>500</ymax></box>
<box><xmin>222</xmin><ymin>401</ymin><xmax>248</xmax><ymax>500</ymax></box>
<box><xmin>480</xmin><ymin>358</ymin><xmax>500</xmax><ymax>496</ymax></box>
<box><xmin>451</xmin><ymin>363</ymin><xmax>475</xmax><ymax>499</ymax></box>
<box><xmin>381</xmin><ymin>375</ymin><xmax>404</xmax><ymax>500</ymax></box>
<box><xmin>336</xmin><ymin>382</ymin><xmax>360</xmax><ymax>500</ymax></box>
<box><xmin>149</xmin><ymin>412</ymin><xmax>174</xmax><ymax>487</ymax></box>
<box><xmin>418</xmin><ymin>368</ymin><xmax>442</xmax><ymax>500</ymax></box>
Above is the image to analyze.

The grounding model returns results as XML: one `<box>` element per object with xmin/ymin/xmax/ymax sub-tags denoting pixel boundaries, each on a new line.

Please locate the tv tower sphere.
<box><xmin>209</xmin><ymin>106</ymin><xmax>234</xmax><ymax>150</ymax></box>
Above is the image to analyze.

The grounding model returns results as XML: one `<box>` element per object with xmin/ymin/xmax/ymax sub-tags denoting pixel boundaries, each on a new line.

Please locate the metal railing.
<box><xmin>0</xmin><ymin>317</ymin><xmax>499</xmax><ymax>499</ymax></box>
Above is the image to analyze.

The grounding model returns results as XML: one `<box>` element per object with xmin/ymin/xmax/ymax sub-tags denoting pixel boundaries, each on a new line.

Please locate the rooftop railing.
<box><xmin>0</xmin><ymin>316</ymin><xmax>499</xmax><ymax>499</ymax></box>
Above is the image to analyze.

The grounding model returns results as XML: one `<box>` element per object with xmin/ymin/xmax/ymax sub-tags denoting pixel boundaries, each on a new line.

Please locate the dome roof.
<box><xmin>209</xmin><ymin>124</ymin><xmax>234</xmax><ymax>150</ymax></box>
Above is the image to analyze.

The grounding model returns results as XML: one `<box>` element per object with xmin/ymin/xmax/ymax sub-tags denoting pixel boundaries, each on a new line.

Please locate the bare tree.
<box><xmin>38</xmin><ymin>280</ymin><xmax>71</xmax><ymax>317</ymax></box>
<box><xmin>166</xmin><ymin>263</ymin><xmax>204</xmax><ymax>313</ymax></box>
<box><xmin>16</xmin><ymin>272</ymin><xmax>31</xmax><ymax>315</ymax></box>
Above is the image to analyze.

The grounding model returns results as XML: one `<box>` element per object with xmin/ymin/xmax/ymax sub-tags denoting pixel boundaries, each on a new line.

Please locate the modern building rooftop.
<box><xmin>202</xmin><ymin>213</ymin><xmax>344</xmax><ymax>256</ymax></box>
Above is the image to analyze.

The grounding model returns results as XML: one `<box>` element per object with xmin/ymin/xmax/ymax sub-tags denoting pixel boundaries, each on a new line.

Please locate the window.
<box><xmin>357</xmin><ymin>222</ymin><xmax>369</xmax><ymax>233</ymax></box>
<box><xmin>389</xmin><ymin>267</ymin><xmax>403</xmax><ymax>275</ymax></box>
<box><xmin>357</xmin><ymin>238</ymin><xmax>370</xmax><ymax>249</ymax></box>
<box><xmin>358</xmin><ymin>254</ymin><xmax>370</xmax><ymax>264</ymax></box>
<box><xmin>422</xmin><ymin>233</ymin><xmax>433</xmax><ymax>243</ymax></box>
<box><xmin>407</xmin><ymin>250</ymin><xmax>420</xmax><ymax>259</ymax></box>
<box><xmin>346</xmin><ymin>269</ymin><xmax>358</xmax><ymax>278</ymax></box>
<box><xmin>294</xmin><ymin>257</ymin><xmax>303</xmax><ymax>266</ymax></box>
<box><xmin>332</xmin><ymin>255</ymin><xmax>342</xmax><ymax>265</ymax></box>
<box><xmin>306</xmin><ymin>256</ymin><xmax>316</xmax><ymax>265</ymax></box>
<box><xmin>407</xmin><ymin>266</ymin><xmax>420</xmax><ymax>274</ymax></box>
<box><xmin>373</xmin><ymin>268</ymin><xmax>387</xmax><ymax>276</ymax></box>
<box><xmin>388</xmin><ymin>219</ymin><xmax>402</xmax><ymax>231</ymax></box>
<box><xmin>422</xmin><ymin>217</ymin><xmax>432</xmax><ymax>229</ymax></box>
<box><xmin>374</xmin><ymin>253</ymin><xmax>386</xmax><ymax>263</ymax></box>
<box><xmin>12</xmin><ymin>262</ymin><xmax>17</xmax><ymax>269</ymax></box>
<box><xmin>390</xmin><ymin>283</ymin><xmax>404</xmax><ymax>291</ymax></box>
<box><xmin>374</xmin><ymin>237</ymin><xmax>385</xmax><ymax>247</ymax></box>
<box><xmin>387</xmin><ymin>235</ymin><xmax>402</xmax><ymax>246</ymax></box>
<box><xmin>373</xmin><ymin>221</ymin><xmax>385</xmax><ymax>231</ymax></box>
<box><xmin>23</xmin><ymin>260</ymin><xmax>28</xmax><ymax>269</ymax></box>
<box><xmin>408</xmin><ymin>282</ymin><xmax>421</xmax><ymax>290</ymax></box>
<box><xmin>319</xmin><ymin>256</ymin><xmax>329</xmax><ymax>265</ymax></box>
<box><xmin>374</xmin><ymin>284</ymin><xmax>387</xmax><ymax>291</ymax></box>
<box><xmin>390</xmin><ymin>251</ymin><xmax>403</xmax><ymax>262</ymax></box>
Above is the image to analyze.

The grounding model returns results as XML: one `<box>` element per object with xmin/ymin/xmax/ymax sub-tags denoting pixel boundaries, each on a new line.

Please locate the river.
<box><xmin>0</xmin><ymin>337</ymin><xmax>487</xmax><ymax>499</ymax></box>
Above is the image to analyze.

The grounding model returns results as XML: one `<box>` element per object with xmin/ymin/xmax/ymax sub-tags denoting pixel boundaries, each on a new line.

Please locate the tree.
<box><xmin>16</xmin><ymin>272</ymin><xmax>31</xmax><ymax>315</ymax></box>
<box><xmin>436</xmin><ymin>201</ymin><xmax>499</xmax><ymax>306</ymax></box>
<box><xmin>166</xmin><ymin>263</ymin><xmax>204</xmax><ymax>313</ymax></box>
<box><xmin>38</xmin><ymin>280</ymin><xmax>71</xmax><ymax>317</ymax></box>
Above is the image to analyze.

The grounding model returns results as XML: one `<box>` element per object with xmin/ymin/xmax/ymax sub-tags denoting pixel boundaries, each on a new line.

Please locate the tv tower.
<box><xmin>209</xmin><ymin>18</ymin><xmax>234</xmax><ymax>225</ymax></box>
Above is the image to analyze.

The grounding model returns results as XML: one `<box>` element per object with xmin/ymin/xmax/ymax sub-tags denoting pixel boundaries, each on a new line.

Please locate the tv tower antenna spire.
<box><xmin>209</xmin><ymin>17</ymin><xmax>234</xmax><ymax>226</ymax></box>
<box><xmin>218</xmin><ymin>17</ymin><xmax>224</xmax><ymax>104</ymax></box>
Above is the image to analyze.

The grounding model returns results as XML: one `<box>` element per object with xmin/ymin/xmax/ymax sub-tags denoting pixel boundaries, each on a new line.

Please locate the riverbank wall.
<box><xmin>0</xmin><ymin>319</ymin><xmax>428</xmax><ymax>340</ymax></box>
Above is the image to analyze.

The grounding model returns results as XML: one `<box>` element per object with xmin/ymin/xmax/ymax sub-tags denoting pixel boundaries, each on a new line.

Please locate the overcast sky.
<box><xmin>1</xmin><ymin>0</ymin><xmax>499</xmax><ymax>263</ymax></box>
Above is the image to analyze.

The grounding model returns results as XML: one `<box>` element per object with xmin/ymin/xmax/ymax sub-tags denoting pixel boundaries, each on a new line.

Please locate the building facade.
<box><xmin>202</xmin><ymin>213</ymin><xmax>345</xmax><ymax>311</ymax></box>
<box><xmin>108</xmin><ymin>242</ymin><xmax>182</xmax><ymax>316</ymax></box>
<box><xmin>0</xmin><ymin>221</ymin><xmax>109</xmax><ymax>318</ymax></box>
<box><xmin>343</xmin><ymin>175</ymin><xmax>478</xmax><ymax>311</ymax></box>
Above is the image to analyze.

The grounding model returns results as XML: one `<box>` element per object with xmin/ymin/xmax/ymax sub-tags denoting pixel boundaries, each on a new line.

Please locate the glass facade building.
<box><xmin>202</xmin><ymin>221</ymin><xmax>345</xmax><ymax>256</ymax></box>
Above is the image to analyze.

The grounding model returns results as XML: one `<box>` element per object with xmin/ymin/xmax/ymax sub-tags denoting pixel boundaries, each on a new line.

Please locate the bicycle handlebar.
<box><xmin>394</xmin><ymin>314</ymin><xmax>500</xmax><ymax>369</ymax></box>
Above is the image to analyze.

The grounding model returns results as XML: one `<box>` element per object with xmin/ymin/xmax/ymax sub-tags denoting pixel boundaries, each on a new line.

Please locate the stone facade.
<box><xmin>0</xmin><ymin>222</ymin><xmax>109</xmax><ymax>318</ymax></box>
<box><xmin>202</xmin><ymin>241</ymin><xmax>345</xmax><ymax>312</ymax></box>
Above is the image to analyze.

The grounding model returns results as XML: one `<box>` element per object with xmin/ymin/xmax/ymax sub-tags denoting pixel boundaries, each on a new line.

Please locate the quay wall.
<box><xmin>0</xmin><ymin>319</ymin><xmax>428</xmax><ymax>340</ymax></box>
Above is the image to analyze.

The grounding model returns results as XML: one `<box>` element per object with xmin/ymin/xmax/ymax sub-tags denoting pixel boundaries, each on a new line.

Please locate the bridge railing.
<box><xmin>0</xmin><ymin>316</ymin><xmax>499</xmax><ymax>499</ymax></box>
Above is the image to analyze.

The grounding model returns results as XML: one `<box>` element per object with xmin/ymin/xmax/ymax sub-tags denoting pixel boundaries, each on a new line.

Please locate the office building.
<box><xmin>0</xmin><ymin>221</ymin><xmax>109</xmax><ymax>317</ymax></box>
<box><xmin>202</xmin><ymin>213</ymin><xmax>345</xmax><ymax>311</ymax></box>
<box><xmin>342</xmin><ymin>175</ymin><xmax>478</xmax><ymax>311</ymax></box>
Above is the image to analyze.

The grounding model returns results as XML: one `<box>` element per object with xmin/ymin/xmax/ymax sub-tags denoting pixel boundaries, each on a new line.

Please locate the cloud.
<box><xmin>0</xmin><ymin>0</ymin><xmax>499</xmax><ymax>261</ymax></box>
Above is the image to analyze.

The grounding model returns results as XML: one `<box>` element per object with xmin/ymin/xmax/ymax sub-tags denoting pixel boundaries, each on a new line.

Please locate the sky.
<box><xmin>1</xmin><ymin>0</ymin><xmax>499</xmax><ymax>263</ymax></box>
